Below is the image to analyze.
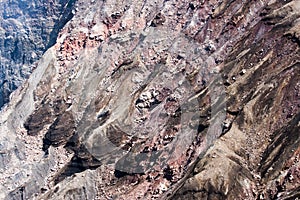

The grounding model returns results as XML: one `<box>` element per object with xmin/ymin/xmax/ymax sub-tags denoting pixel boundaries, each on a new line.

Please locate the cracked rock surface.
<box><xmin>0</xmin><ymin>0</ymin><xmax>299</xmax><ymax>199</ymax></box>
<box><xmin>0</xmin><ymin>0</ymin><xmax>75</xmax><ymax>108</ymax></box>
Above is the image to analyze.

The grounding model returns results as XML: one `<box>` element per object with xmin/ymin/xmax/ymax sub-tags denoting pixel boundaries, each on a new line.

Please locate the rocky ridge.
<box><xmin>0</xmin><ymin>0</ymin><xmax>299</xmax><ymax>199</ymax></box>
<box><xmin>0</xmin><ymin>0</ymin><xmax>76</xmax><ymax>109</ymax></box>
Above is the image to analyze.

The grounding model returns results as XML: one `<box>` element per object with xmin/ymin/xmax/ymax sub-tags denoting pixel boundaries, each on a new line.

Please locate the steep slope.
<box><xmin>0</xmin><ymin>0</ymin><xmax>76</xmax><ymax>108</ymax></box>
<box><xmin>173</xmin><ymin>1</ymin><xmax>300</xmax><ymax>198</ymax></box>
<box><xmin>0</xmin><ymin>0</ymin><xmax>299</xmax><ymax>199</ymax></box>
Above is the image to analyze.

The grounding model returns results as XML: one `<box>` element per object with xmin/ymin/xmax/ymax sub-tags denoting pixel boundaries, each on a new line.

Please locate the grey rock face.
<box><xmin>0</xmin><ymin>0</ymin><xmax>299</xmax><ymax>199</ymax></box>
<box><xmin>0</xmin><ymin>0</ymin><xmax>76</xmax><ymax>108</ymax></box>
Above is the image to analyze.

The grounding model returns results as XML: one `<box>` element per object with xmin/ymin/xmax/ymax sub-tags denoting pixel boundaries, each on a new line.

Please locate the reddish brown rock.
<box><xmin>0</xmin><ymin>0</ymin><xmax>299</xmax><ymax>199</ymax></box>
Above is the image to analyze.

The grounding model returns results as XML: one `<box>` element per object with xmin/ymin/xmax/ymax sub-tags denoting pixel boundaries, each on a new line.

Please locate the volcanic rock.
<box><xmin>0</xmin><ymin>0</ymin><xmax>299</xmax><ymax>199</ymax></box>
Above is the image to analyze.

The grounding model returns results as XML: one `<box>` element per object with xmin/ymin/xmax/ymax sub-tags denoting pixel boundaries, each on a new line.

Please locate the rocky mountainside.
<box><xmin>0</xmin><ymin>0</ymin><xmax>299</xmax><ymax>199</ymax></box>
<box><xmin>0</xmin><ymin>0</ymin><xmax>75</xmax><ymax>108</ymax></box>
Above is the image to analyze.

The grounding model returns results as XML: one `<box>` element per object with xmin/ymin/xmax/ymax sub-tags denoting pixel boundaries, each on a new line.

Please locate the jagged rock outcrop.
<box><xmin>0</xmin><ymin>0</ymin><xmax>76</xmax><ymax>108</ymax></box>
<box><xmin>0</xmin><ymin>0</ymin><xmax>299</xmax><ymax>199</ymax></box>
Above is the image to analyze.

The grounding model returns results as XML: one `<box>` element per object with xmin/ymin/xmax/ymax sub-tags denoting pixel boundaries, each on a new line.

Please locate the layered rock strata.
<box><xmin>0</xmin><ymin>0</ymin><xmax>299</xmax><ymax>199</ymax></box>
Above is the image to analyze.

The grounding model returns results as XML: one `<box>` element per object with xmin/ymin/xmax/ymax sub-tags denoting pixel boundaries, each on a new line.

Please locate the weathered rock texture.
<box><xmin>0</xmin><ymin>0</ymin><xmax>75</xmax><ymax>108</ymax></box>
<box><xmin>0</xmin><ymin>0</ymin><xmax>299</xmax><ymax>199</ymax></box>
